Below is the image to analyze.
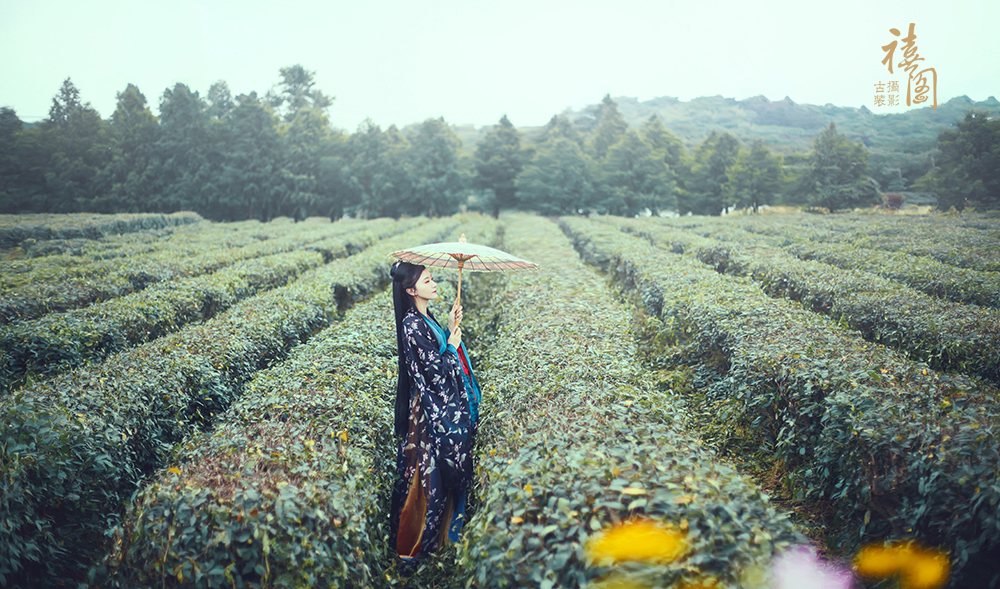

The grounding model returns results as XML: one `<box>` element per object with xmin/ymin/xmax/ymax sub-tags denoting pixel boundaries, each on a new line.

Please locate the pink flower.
<box><xmin>772</xmin><ymin>546</ymin><xmax>856</xmax><ymax>589</ymax></box>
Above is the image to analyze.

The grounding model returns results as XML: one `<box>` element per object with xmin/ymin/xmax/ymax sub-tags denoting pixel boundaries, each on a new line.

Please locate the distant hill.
<box><xmin>603</xmin><ymin>94</ymin><xmax>1000</xmax><ymax>155</ymax></box>
<box><xmin>450</xmin><ymin>94</ymin><xmax>1000</xmax><ymax>190</ymax></box>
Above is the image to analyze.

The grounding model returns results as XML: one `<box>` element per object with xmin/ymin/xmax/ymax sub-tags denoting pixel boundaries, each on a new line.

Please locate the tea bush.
<box><xmin>0</xmin><ymin>217</ymin><xmax>461</xmax><ymax>586</ymax></box>
<box><xmin>456</xmin><ymin>213</ymin><xmax>803</xmax><ymax>589</ymax></box>
<box><xmin>645</xmin><ymin>215</ymin><xmax>1000</xmax><ymax>310</ymax></box>
<box><xmin>96</xmin><ymin>219</ymin><xmax>501</xmax><ymax>588</ymax></box>
<box><xmin>0</xmin><ymin>219</ymin><xmax>412</xmax><ymax>394</ymax></box>
<box><xmin>0</xmin><ymin>212</ymin><xmax>202</xmax><ymax>248</ymax></box>
<box><xmin>0</xmin><ymin>217</ymin><xmax>384</xmax><ymax>325</ymax></box>
<box><xmin>616</xmin><ymin>217</ymin><xmax>1000</xmax><ymax>384</ymax></box>
<box><xmin>561</xmin><ymin>216</ymin><xmax>1000</xmax><ymax>585</ymax></box>
<box><xmin>785</xmin><ymin>241</ymin><xmax>1000</xmax><ymax>309</ymax></box>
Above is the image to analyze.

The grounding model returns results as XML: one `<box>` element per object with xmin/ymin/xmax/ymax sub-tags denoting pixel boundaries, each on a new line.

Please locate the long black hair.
<box><xmin>391</xmin><ymin>260</ymin><xmax>438</xmax><ymax>437</ymax></box>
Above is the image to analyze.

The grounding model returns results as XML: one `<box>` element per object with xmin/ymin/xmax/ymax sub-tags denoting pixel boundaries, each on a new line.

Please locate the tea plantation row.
<box><xmin>93</xmin><ymin>217</ymin><xmax>502</xmax><ymax>588</ymax></box>
<box><xmin>454</xmin><ymin>213</ymin><xmax>804</xmax><ymax>589</ymax></box>
<box><xmin>606</xmin><ymin>216</ymin><xmax>1000</xmax><ymax>384</ymax></box>
<box><xmin>561</xmin><ymin>216</ymin><xmax>999</xmax><ymax>585</ymax></box>
<box><xmin>0</xmin><ymin>217</ymin><xmax>371</xmax><ymax>324</ymax></box>
<box><xmin>0</xmin><ymin>215</ymin><xmax>475</xmax><ymax>585</ymax></box>
<box><xmin>0</xmin><ymin>218</ymin><xmax>421</xmax><ymax>393</ymax></box>
<box><xmin>0</xmin><ymin>212</ymin><xmax>201</xmax><ymax>249</ymax></box>
<box><xmin>649</xmin><ymin>216</ymin><xmax>1000</xmax><ymax>309</ymax></box>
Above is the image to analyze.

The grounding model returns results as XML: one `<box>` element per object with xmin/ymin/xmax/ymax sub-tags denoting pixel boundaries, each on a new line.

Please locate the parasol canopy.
<box><xmin>390</xmin><ymin>234</ymin><xmax>538</xmax><ymax>322</ymax></box>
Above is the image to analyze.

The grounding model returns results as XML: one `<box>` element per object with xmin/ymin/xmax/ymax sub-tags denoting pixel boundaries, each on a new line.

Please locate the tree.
<box><xmin>215</xmin><ymin>92</ymin><xmax>285</xmax><ymax>220</ymax></box>
<box><xmin>914</xmin><ymin>110</ymin><xmax>1000</xmax><ymax>211</ymax></box>
<box><xmin>343</xmin><ymin>119</ymin><xmax>412</xmax><ymax>219</ymax></box>
<box><xmin>534</xmin><ymin>114</ymin><xmax>584</xmax><ymax>148</ymax></box>
<box><xmin>682</xmin><ymin>130</ymin><xmax>740</xmax><ymax>215</ymax></box>
<box><xmin>640</xmin><ymin>115</ymin><xmax>685</xmax><ymax>170</ymax></box>
<box><xmin>0</xmin><ymin>107</ymin><xmax>23</xmax><ymax>201</ymax></box>
<box><xmin>517</xmin><ymin>137</ymin><xmax>595</xmax><ymax>215</ymax></box>
<box><xmin>407</xmin><ymin>117</ymin><xmax>466</xmax><ymax>217</ymax></box>
<box><xmin>47</xmin><ymin>78</ymin><xmax>82</xmax><ymax>130</ymax></box>
<box><xmin>724</xmin><ymin>140</ymin><xmax>783</xmax><ymax>213</ymax></box>
<box><xmin>96</xmin><ymin>84</ymin><xmax>159</xmax><ymax>212</ymax></box>
<box><xmin>206</xmin><ymin>80</ymin><xmax>235</xmax><ymax>120</ymax></box>
<box><xmin>149</xmin><ymin>83</ymin><xmax>210</xmax><ymax>213</ymax></box>
<box><xmin>474</xmin><ymin>115</ymin><xmax>532</xmax><ymax>218</ymax></box>
<box><xmin>590</xmin><ymin>95</ymin><xmax>629</xmax><ymax>160</ymax></box>
<box><xmin>800</xmin><ymin>122</ymin><xmax>879</xmax><ymax>212</ymax></box>
<box><xmin>282</xmin><ymin>106</ymin><xmax>341</xmax><ymax>220</ymax></box>
<box><xmin>38</xmin><ymin>78</ymin><xmax>112</xmax><ymax>212</ymax></box>
<box><xmin>597</xmin><ymin>129</ymin><xmax>676</xmax><ymax>216</ymax></box>
<box><xmin>267</xmin><ymin>65</ymin><xmax>333</xmax><ymax>122</ymax></box>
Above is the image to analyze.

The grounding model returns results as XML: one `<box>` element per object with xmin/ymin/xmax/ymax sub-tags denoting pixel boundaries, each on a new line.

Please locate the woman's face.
<box><xmin>407</xmin><ymin>268</ymin><xmax>438</xmax><ymax>302</ymax></box>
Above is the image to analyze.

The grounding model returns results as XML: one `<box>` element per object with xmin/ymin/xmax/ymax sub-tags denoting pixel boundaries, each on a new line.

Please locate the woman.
<box><xmin>388</xmin><ymin>260</ymin><xmax>482</xmax><ymax>563</ymax></box>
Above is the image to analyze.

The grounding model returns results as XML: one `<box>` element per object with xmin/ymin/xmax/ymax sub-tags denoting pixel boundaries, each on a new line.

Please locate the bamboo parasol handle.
<box><xmin>455</xmin><ymin>260</ymin><xmax>463</xmax><ymax>327</ymax></box>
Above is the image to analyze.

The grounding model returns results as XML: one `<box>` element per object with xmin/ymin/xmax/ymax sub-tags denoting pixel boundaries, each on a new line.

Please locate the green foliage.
<box><xmin>95</xmin><ymin>218</ymin><xmax>501</xmax><ymax>588</ymax></box>
<box><xmin>724</xmin><ymin>140</ymin><xmax>783</xmax><ymax>213</ymax></box>
<box><xmin>786</xmin><ymin>241</ymin><xmax>1000</xmax><ymax>309</ymax></box>
<box><xmin>474</xmin><ymin>115</ymin><xmax>533</xmax><ymax>218</ymax></box>
<box><xmin>0</xmin><ymin>217</ymin><xmax>462</xmax><ymax>586</ymax></box>
<box><xmin>681</xmin><ymin>131</ymin><xmax>741</xmax><ymax>215</ymax></box>
<box><xmin>0</xmin><ymin>211</ymin><xmax>200</xmax><ymax>249</ymax></box>
<box><xmin>516</xmin><ymin>138</ymin><xmax>595</xmax><ymax>216</ymax></box>
<box><xmin>534</xmin><ymin>114</ymin><xmax>585</xmax><ymax>148</ymax></box>
<box><xmin>0</xmin><ymin>219</ymin><xmax>406</xmax><ymax>393</ymax></box>
<box><xmin>266</xmin><ymin>64</ymin><xmax>333</xmax><ymax>123</ymax></box>
<box><xmin>563</xmin><ymin>216</ymin><xmax>1000</xmax><ymax>585</ymax></box>
<box><xmin>626</xmin><ymin>217</ymin><xmax>1000</xmax><ymax>383</ymax></box>
<box><xmin>597</xmin><ymin>129</ymin><xmax>677</xmax><ymax>216</ymax></box>
<box><xmin>457</xmin><ymin>213</ymin><xmax>803</xmax><ymax>588</ymax></box>
<box><xmin>798</xmin><ymin>122</ymin><xmax>880</xmax><ymax>212</ymax></box>
<box><xmin>94</xmin><ymin>84</ymin><xmax>160</xmax><ymax>212</ymax></box>
<box><xmin>590</xmin><ymin>95</ymin><xmax>630</xmax><ymax>161</ymax></box>
<box><xmin>914</xmin><ymin>110</ymin><xmax>1000</xmax><ymax>210</ymax></box>
<box><xmin>407</xmin><ymin>118</ymin><xmax>468</xmax><ymax>217</ymax></box>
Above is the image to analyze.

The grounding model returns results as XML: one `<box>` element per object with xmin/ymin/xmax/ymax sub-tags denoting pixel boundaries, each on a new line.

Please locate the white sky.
<box><xmin>2</xmin><ymin>0</ymin><xmax>998</xmax><ymax>132</ymax></box>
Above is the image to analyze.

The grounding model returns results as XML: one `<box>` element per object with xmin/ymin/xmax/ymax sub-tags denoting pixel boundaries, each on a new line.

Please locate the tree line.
<box><xmin>1</xmin><ymin>65</ymin><xmax>996</xmax><ymax>220</ymax></box>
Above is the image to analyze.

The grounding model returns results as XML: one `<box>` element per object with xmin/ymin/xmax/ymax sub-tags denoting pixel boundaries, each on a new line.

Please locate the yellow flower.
<box><xmin>524</xmin><ymin>483</ymin><xmax>533</xmax><ymax>495</ymax></box>
<box><xmin>854</xmin><ymin>542</ymin><xmax>949</xmax><ymax>589</ymax></box>
<box><xmin>854</xmin><ymin>544</ymin><xmax>909</xmax><ymax>577</ymax></box>
<box><xmin>900</xmin><ymin>549</ymin><xmax>949</xmax><ymax>589</ymax></box>
<box><xmin>586</xmin><ymin>518</ymin><xmax>687</xmax><ymax>564</ymax></box>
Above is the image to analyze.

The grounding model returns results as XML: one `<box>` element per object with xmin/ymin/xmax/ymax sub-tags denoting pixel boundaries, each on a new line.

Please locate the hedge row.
<box><xmin>0</xmin><ymin>219</ymin><xmax>271</xmax><ymax>293</ymax></box>
<box><xmin>94</xmin><ymin>218</ymin><xmax>502</xmax><ymax>588</ymax></box>
<box><xmin>741</xmin><ymin>214</ymin><xmax>1000</xmax><ymax>273</ymax></box>
<box><xmin>641</xmin><ymin>216</ymin><xmax>1000</xmax><ymax>310</ymax></box>
<box><xmin>0</xmin><ymin>212</ymin><xmax>203</xmax><ymax>249</ymax></box>
<box><xmin>0</xmin><ymin>217</ymin><xmax>375</xmax><ymax>324</ymax></box>
<box><xmin>0</xmin><ymin>217</ymin><xmax>462</xmax><ymax>586</ymax></box>
<box><xmin>455</xmin><ymin>213</ymin><xmax>803</xmax><ymax>589</ymax></box>
<box><xmin>561</xmin><ymin>216</ymin><xmax>1000</xmax><ymax>585</ymax></box>
<box><xmin>613</xmin><ymin>217</ymin><xmax>1000</xmax><ymax>385</ymax></box>
<box><xmin>0</xmin><ymin>219</ymin><xmax>409</xmax><ymax>395</ymax></box>
<box><xmin>16</xmin><ymin>217</ymin><xmax>323</xmax><ymax>260</ymax></box>
<box><xmin>784</xmin><ymin>241</ymin><xmax>1000</xmax><ymax>309</ymax></box>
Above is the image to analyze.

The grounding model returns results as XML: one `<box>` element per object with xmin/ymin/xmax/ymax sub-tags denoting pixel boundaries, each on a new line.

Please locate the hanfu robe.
<box><xmin>389</xmin><ymin>306</ymin><xmax>482</xmax><ymax>560</ymax></box>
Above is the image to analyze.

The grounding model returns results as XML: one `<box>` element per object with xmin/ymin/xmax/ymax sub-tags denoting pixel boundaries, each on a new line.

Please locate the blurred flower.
<box><xmin>854</xmin><ymin>541</ymin><xmax>949</xmax><ymax>589</ymax></box>
<box><xmin>588</xmin><ymin>574</ymin><xmax>651</xmax><ymax>589</ymax></box>
<box><xmin>586</xmin><ymin>518</ymin><xmax>687</xmax><ymax>564</ymax></box>
<box><xmin>772</xmin><ymin>546</ymin><xmax>854</xmax><ymax>589</ymax></box>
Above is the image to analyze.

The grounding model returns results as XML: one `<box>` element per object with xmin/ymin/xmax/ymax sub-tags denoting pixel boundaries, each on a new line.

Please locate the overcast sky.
<box><xmin>2</xmin><ymin>0</ymin><xmax>998</xmax><ymax>132</ymax></box>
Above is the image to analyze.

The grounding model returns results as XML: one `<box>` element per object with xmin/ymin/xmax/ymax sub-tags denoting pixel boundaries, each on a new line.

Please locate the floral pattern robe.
<box><xmin>389</xmin><ymin>306</ymin><xmax>480</xmax><ymax>560</ymax></box>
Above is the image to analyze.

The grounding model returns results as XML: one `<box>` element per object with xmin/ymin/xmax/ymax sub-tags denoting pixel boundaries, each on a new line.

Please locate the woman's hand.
<box><xmin>447</xmin><ymin>326</ymin><xmax>462</xmax><ymax>349</ymax></box>
<box><xmin>448</xmin><ymin>299</ymin><xmax>463</xmax><ymax>332</ymax></box>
